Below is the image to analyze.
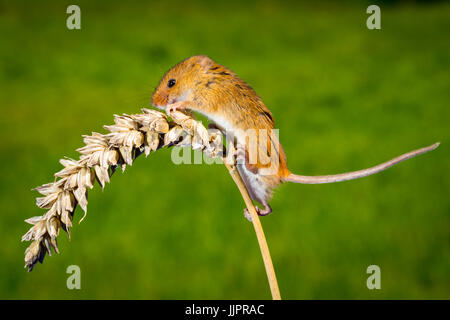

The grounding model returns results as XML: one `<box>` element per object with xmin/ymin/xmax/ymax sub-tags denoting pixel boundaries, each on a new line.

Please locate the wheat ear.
<box><xmin>22</xmin><ymin>108</ymin><xmax>220</xmax><ymax>270</ymax></box>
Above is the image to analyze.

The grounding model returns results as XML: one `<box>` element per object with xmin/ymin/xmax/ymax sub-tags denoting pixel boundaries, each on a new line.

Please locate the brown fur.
<box><xmin>152</xmin><ymin>55</ymin><xmax>291</xmax><ymax>201</ymax></box>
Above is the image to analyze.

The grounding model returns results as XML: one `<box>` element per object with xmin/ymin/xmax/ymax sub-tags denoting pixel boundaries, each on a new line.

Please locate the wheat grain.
<box><xmin>22</xmin><ymin>108</ymin><xmax>222</xmax><ymax>271</ymax></box>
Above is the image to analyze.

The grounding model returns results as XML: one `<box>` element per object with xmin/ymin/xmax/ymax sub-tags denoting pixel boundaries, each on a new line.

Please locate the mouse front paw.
<box><xmin>165</xmin><ymin>101</ymin><xmax>186</xmax><ymax>115</ymax></box>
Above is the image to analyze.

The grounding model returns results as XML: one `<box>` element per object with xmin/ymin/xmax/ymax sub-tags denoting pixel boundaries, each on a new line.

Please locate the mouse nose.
<box><xmin>152</xmin><ymin>92</ymin><xmax>168</xmax><ymax>107</ymax></box>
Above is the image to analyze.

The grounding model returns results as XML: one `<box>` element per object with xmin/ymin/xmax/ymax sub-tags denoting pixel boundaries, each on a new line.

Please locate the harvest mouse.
<box><xmin>152</xmin><ymin>55</ymin><xmax>439</xmax><ymax>220</ymax></box>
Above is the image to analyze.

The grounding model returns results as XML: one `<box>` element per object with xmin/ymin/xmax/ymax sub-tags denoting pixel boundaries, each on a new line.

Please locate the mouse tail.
<box><xmin>282</xmin><ymin>142</ymin><xmax>439</xmax><ymax>184</ymax></box>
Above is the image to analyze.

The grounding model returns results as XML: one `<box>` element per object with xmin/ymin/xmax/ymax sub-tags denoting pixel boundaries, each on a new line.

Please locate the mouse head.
<box><xmin>152</xmin><ymin>55</ymin><xmax>214</xmax><ymax>108</ymax></box>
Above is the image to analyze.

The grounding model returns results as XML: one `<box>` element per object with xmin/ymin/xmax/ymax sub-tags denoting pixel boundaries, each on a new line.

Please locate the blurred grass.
<box><xmin>0</xmin><ymin>0</ymin><xmax>448</xmax><ymax>299</ymax></box>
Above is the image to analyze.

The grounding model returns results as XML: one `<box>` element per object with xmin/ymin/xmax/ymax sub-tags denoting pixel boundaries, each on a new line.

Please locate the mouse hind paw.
<box><xmin>243</xmin><ymin>204</ymin><xmax>273</xmax><ymax>222</ymax></box>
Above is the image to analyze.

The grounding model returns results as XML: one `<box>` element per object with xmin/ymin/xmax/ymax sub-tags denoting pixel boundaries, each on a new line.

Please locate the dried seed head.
<box><xmin>132</xmin><ymin>111</ymin><xmax>169</xmax><ymax>134</ymax></box>
<box><xmin>34</xmin><ymin>182</ymin><xmax>63</xmax><ymax>196</ymax></box>
<box><xmin>55</xmin><ymin>158</ymin><xmax>83</xmax><ymax>178</ymax></box>
<box><xmin>24</xmin><ymin>239</ymin><xmax>44</xmax><ymax>271</ymax></box>
<box><xmin>23</xmin><ymin>108</ymin><xmax>223</xmax><ymax>271</ymax></box>
<box><xmin>119</xmin><ymin>145</ymin><xmax>134</xmax><ymax>165</ymax></box>
<box><xmin>94</xmin><ymin>165</ymin><xmax>110</xmax><ymax>189</ymax></box>
<box><xmin>47</xmin><ymin>216</ymin><xmax>60</xmax><ymax>239</ymax></box>
<box><xmin>164</xmin><ymin>126</ymin><xmax>184</xmax><ymax>146</ymax></box>
<box><xmin>36</xmin><ymin>192</ymin><xmax>60</xmax><ymax>209</ymax></box>
<box><xmin>25</xmin><ymin>216</ymin><xmax>44</xmax><ymax>225</ymax></box>
<box><xmin>145</xmin><ymin>132</ymin><xmax>160</xmax><ymax>156</ymax></box>
<box><xmin>22</xmin><ymin>219</ymin><xmax>46</xmax><ymax>242</ymax></box>
<box><xmin>73</xmin><ymin>186</ymin><xmax>88</xmax><ymax>213</ymax></box>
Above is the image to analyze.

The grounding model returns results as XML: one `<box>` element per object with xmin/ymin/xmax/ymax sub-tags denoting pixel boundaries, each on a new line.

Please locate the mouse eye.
<box><xmin>167</xmin><ymin>79</ymin><xmax>176</xmax><ymax>88</ymax></box>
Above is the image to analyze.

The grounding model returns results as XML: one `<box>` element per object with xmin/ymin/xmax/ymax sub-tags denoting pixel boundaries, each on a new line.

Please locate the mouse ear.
<box><xmin>196</xmin><ymin>55</ymin><xmax>213</xmax><ymax>69</ymax></box>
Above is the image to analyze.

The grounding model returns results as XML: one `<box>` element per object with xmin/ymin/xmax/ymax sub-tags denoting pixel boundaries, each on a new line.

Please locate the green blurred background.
<box><xmin>0</xmin><ymin>0</ymin><xmax>448</xmax><ymax>299</ymax></box>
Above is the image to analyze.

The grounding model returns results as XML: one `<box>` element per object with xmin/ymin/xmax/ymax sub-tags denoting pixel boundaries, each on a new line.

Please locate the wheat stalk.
<box><xmin>222</xmin><ymin>160</ymin><xmax>281</xmax><ymax>299</ymax></box>
<box><xmin>22</xmin><ymin>108</ymin><xmax>280</xmax><ymax>299</ymax></box>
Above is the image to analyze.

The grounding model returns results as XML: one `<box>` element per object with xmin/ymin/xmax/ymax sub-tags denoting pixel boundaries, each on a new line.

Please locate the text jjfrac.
<box><xmin>185</xmin><ymin>304</ymin><xmax>264</xmax><ymax>317</ymax></box>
